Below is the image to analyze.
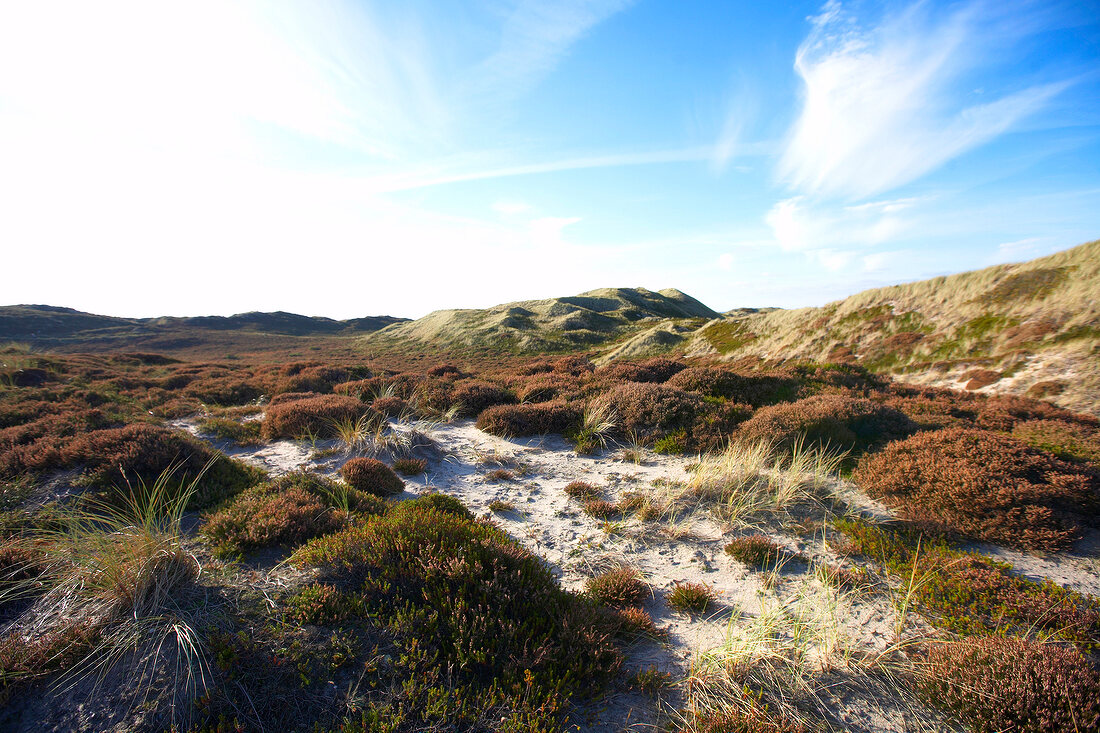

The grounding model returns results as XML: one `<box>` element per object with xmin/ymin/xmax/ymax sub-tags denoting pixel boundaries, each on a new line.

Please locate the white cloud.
<box><xmin>778</xmin><ymin>0</ymin><xmax>1072</xmax><ymax>200</ymax></box>
<box><xmin>764</xmin><ymin>195</ymin><xmax>919</xmax><ymax>252</ymax></box>
<box><xmin>492</xmin><ymin>200</ymin><xmax>534</xmax><ymax>215</ymax></box>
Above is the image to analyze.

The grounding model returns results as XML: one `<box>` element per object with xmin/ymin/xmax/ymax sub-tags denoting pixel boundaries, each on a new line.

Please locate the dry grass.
<box><xmin>643</xmin><ymin>439</ymin><xmax>844</xmax><ymax>526</ymax></box>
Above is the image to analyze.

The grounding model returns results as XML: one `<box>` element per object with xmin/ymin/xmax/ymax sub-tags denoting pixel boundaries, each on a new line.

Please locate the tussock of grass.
<box><xmin>667</xmin><ymin>582</ymin><xmax>715</xmax><ymax>614</ymax></box>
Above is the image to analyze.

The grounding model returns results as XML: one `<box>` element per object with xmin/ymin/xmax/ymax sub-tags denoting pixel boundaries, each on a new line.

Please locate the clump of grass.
<box><xmin>854</xmin><ymin>427</ymin><xmax>1100</xmax><ymax>551</ymax></box>
<box><xmin>583</xmin><ymin>499</ymin><xmax>619</xmax><ymax>520</ymax></box>
<box><xmin>393</xmin><ymin>457</ymin><xmax>427</xmax><ymax>475</ymax></box>
<box><xmin>0</xmin><ymin>463</ymin><xmax>211</xmax><ymax>712</ymax></box>
<box><xmin>569</xmin><ymin>397</ymin><xmax>618</xmax><ymax>454</ymax></box>
<box><xmin>585</xmin><ymin>568</ymin><xmax>648</xmax><ymax>608</ymax></box>
<box><xmin>667</xmin><ymin>582</ymin><xmax>715</xmax><ymax>614</ymax></box>
<box><xmin>327</xmin><ymin>411</ymin><xmax>385</xmax><ymax>455</ymax></box>
<box><xmin>918</xmin><ymin>636</ymin><xmax>1100</xmax><ymax>733</ymax></box>
<box><xmin>340</xmin><ymin>457</ymin><xmax>404</xmax><ymax>497</ymax></box>
<box><xmin>564</xmin><ymin>480</ymin><xmax>600</xmax><ymax>500</ymax></box>
<box><xmin>485</xmin><ymin>468</ymin><xmax>514</xmax><ymax>481</ymax></box>
<box><xmin>724</xmin><ymin>535</ymin><xmax>794</xmax><ymax>570</ymax></box>
<box><xmin>649</xmin><ymin>439</ymin><xmax>843</xmax><ymax>524</ymax></box>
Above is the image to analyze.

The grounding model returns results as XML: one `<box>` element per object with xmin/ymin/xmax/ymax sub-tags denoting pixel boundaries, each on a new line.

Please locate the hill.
<box><xmin>370</xmin><ymin>287</ymin><xmax>719</xmax><ymax>352</ymax></box>
<box><xmin>686</xmin><ymin>239</ymin><xmax>1100</xmax><ymax>415</ymax></box>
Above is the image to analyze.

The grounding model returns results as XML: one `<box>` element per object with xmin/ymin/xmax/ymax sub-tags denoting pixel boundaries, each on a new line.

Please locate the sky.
<box><xmin>1</xmin><ymin>0</ymin><xmax>1098</xmax><ymax>320</ymax></box>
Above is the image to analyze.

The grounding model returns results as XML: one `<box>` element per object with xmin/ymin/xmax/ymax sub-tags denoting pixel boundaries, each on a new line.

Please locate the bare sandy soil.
<box><xmin>172</xmin><ymin>416</ymin><xmax>1099</xmax><ymax>733</ymax></box>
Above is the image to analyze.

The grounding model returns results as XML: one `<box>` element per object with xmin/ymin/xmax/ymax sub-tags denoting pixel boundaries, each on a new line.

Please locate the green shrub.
<box><xmin>854</xmin><ymin>428</ymin><xmax>1100</xmax><ymax>550</ymax></box>
<box><xmin>341</xmin><ymin>458</ymin><xmax>404</xmax><ymax>497</ymax></box>
<box><xmin>1013</xmin><ymin>419</ymin><xmax>1100</xmax><ymax>466</ymax></box>
<box><xmin>389</xmin><ymin>493</ymin><xmax>472</xmax><ymax>520</ymax></box>
<box><xmin>919</xmin><ymin>636</ymin><xmax>1100</xmax><ymax>733</ymax></box>
<box><xmin>392</xmin><ymin>457</ymin><xmax>426</xmax><ymax>476</ymax></box>
<box><xmin>291</xmin><ymin>505</ymin><xmax>621</xmax><ymax>703</ymax></box>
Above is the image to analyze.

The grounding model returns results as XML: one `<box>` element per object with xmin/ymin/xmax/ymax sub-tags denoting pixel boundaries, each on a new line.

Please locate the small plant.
<box><xmin>627</xmin><ymin>666</ymin><xmax>673</xmax><ymax>694</ymax></box>
<box><xmin>585</xmin><ymin>568</ymin><xmax>649</xmax><ymax>608</ymax></box>
<box><xmin>583</xmin><ymin>499</ymin><xmax>619</xmax><ymax>520</ymax></box>
<box><xmin>667</xmin><ymin>582</ymin><xmax>715</xmax><ymax>614</ymax></box>
<box><xmin>328</xmin><ymin>412</ymin><xmax>384</xmax><ymax>455</ymax></box>
<box><xmin>724</xmin><ymin>535</ymin><xmax>791</xmax><ymax>570</ymax></box>
<box><xmin>485</xmin><ymin>468</ymin><xmax>514</xmax><ymax>481</ymax></box>
<box><xmin>393</xmin><ymin>457</ymin><xmax>427</xmax><ymax>475</ymax></box>
<box><xmin>196</xmin><ymin>417</ymin><xmax>263</xmax><ymax>446</ymax></box>
<box><xmin>340</xmin><ymin>457</ymin><xmax>404</xmax><ymax>497</ymax></box>
<box><xmin>487</xmin><ymin>499</ymin><xmax>516</xmax><ymax>514</ymax></box>
<box><xmin>564</xmin><ymin>480</ymin><xmax>600</xmax><ymax>500</ymax></box>
<box><xmin>609</xmin><ymin>606</ymin><xmax>661</xmax><ymax>639</ymax></box>
<box><xmin>569</xmin><ymin>397</ymin><xmax>618</xmax><ymax>455</ymax></box>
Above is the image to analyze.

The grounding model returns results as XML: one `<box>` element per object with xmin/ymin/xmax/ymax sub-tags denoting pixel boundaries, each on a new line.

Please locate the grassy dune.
<box><xmin>689</xmin><ymin>240</ymin><xmax>1100</xmax><ymax>415</ymax></box>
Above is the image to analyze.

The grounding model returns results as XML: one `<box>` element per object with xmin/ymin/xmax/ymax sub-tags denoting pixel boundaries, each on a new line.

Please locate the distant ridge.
<box><xmin>0</xmin><ymin>304</ymin><xmax>407</xmax><ymax>341</ymax></box>
<box><xmin>371</xmin><ymin>286</ymin><xmax>720</xmax><ymax>352</ymax></box>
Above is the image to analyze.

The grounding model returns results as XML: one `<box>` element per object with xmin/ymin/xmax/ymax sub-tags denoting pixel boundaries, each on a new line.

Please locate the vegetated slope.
<box><xmin>687</xmin><ymin>239</ymin><xmax>1100</xmax><ymax>416</ymax></box>
<box><xmin>370</xmin><ymin>287</ymin><xmax>719</xmax><ymax>353</ymax></box>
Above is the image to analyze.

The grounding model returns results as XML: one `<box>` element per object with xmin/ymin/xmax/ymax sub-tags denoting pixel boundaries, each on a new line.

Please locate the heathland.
<box><xmin>0</xmin><ymin>241</ymin><xmax>1098</xmax><ymax>732</ymax></box>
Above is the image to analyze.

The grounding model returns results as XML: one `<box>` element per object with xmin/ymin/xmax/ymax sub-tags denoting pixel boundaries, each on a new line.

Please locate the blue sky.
<box><xmin>1</xmin><ymin>0</ymin><xmax>1097</xmax><ymax>319</ymax></box>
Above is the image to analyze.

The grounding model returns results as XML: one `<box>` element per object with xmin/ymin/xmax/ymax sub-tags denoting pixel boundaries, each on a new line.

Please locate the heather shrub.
<box><xmin>392</xmin><ymin>457</ymin><xmax>426</xmax><ymax>475</ymax></box>
<box><xmin>724</xmin><ymin>535</ymin><xmax>790</xmax><ymax>570</ymax></box>
<box><xmin>563</xmin><ymin>480</ymin><xmax>600</xmax><ymax>500</ymax></box>
<box><xmin>370</xmin><ymin>395</ymin><xmax>407</xmax><ymax>417</ymax></box>
<box><xmin>582</xmin><ymin>499</ymin><xmax>619</xmax><ymax>519</ymax></box>
<box><xmin>515</xmin><ymin>373</ymin><xmax>583</xmax><ymax>403</ymax></box>
<box><xmin>341</xmin><ymin>458</ymin><xmax>404</xmax><ymax>497</ymax></box>
<box><xmin>1013</xmin><ymin>419</ymin><xmax>1100</xmax><ymax>466</ymax></box>
<box><xmin>667</xmin><ymin>367</ymin><xmax>799</xmax><ymax>407</ymax></box>
<box><xmin>426</xmin><ymin>363</ymin><xmax>465</xmax><ymax>378</ymax></box>
<box><xmin>607</xmin><ymin>606</ymin><xmax>660</xmax><ymax>639</ymax></box>
<box><xmin>606</xmin><ymin>382</ymin><xmax>703</xmax><ymax>440</ymax></box>
<box><xmin>735</xmin><ymin>395</ymin><xmax>915</xmax><ymax>454</ymax></box>
<box><xmin>266</xmin><ymin>391</ymin><xmax>317</xmax><ymax>406</ymax></box>
<box><xmin>596</xmin><ymin>358</ymin><xmax>686</xmax><ymax>383</ymax></box>
<box><xmin>919</xmin><ymin>636</ymin><xmax>1100</xmax><ymax>733</ymax></box>
<box><xmin>450</xmin><ymin>380</ymin><xmax>517</xmax><ymax>417</ymax></box>
<box><xmin>64</xmin><ymin>424</ymin><xmax>263</xmax><ymax>508</ymax></box>
<box><xmin>667</xmin><ymin>582</ymin><xmax>715</xmax><ymax>614</ymax></box>
<box><xmin>291</xmin><ymin>504</ymin><xmax>621</xmax><ymax>702</ymax></box>
<box><xmin>196</xmin><ymin>416</ymin><xmax>262</xmax><ymax>445</ymax></box>
<box><xmin>271</xmin><ymin>365</ymin><xmax>349</xmax><ymax>394</ymax></box>
<box><xmin>855</xmin><ymin>428</ymin><xmax>1100</xmax><ymax>550</ymax></box>
<box><xmin>261</xmin><ymin>394</ymin><xmax>374</xmax><ymax>440</ymax></box>
<box><xmin>475</xmin><ymin>401</ymin><xmax>582</xmax><ymax>437</ymax></box>
<box><xmin>183</xmin><ymin>377</ymin><xmax>262</xmax><ymax>406</ymax></box>
<box><xmin>975</xmin><ymin>394</ymin><xmax>1098</xmax><ymax>433</ymax></box>
<box><xmin>200</xmin><ymin>485</ymin><xmax>345</xmax><ymax>556</ymax></box>
<box><xmin>585</xmin><ymin>568</ymin><xmax>649</xmax><ymax>608</ymax></box>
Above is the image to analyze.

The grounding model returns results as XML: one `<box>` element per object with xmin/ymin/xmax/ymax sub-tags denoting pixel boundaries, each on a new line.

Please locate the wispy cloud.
<box><xmin>778</xmin><ymin>0</ymin><xmax>1073</xmax><ymax>200</ymax></box>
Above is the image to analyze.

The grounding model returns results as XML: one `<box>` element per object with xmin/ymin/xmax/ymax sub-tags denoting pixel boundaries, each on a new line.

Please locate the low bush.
<box><xmin>1013</xmin><ymin>419</ymin><xmax>1100</xmax><ymax>466</ymax></box>
<box><xmin>667</xmin><ymin>367</ymin><xmax>799</xmax><ymax>407</ymax></box>
<box><xmin>582</xmin><ymin>499</ymin><xmax>619</xmax><ymax>519</ymax></box>
<box><xmin>201</xmin><ymin>486</ymin><xmax>344</xmax><ymax>557</ymax></box>
<box><xmin>596</xmin><ymin>358</ymin><xmax>685</xmax><ymax>383</ymax></box>
<box><xmin>724</xmin><ymin>535</ymin><xmax>790</xmax><ymax>570</ymax></box>
<box><xmin>667</xmin><ymin>582</ymin><xmax>715</xmax><ymax>614</ymax></box>
<box><xmin>370</xmin><ymin>396</ymin><xmax>407</xmax><ymax>417</ymax></box>
<box><xmin>261</xmin><ymin>394</ymin><xmax>374</xmax><ymax>440</ymax></box>
<box><xmin>854</xmin><ymin>428</ymin><xmax>1100</xmax><ymax>550</ymax></box>
<box><xmin>475</xmin><ymin>401</ymin><xmax>581</xmax><ymax>437</ymax></box>
<box><xmin>291</xmin><ymin>503</ymin><xmax>621</xmax><ymax>708</ymax></box>
<box><xmin>919</xmin><ymin>636</ymin><xmax>1100</xmax><ymax>733</ymax></box>
<box><xmin>735</xmin><ymin>395</ymin><xmax>915</xmax><ymax>454</ymax></box>
<box><xmin>341</xmin><ymin>458</ymin><xmax>404</xmax><ymax>497</ymax></box>
<box><xmin>196</xmin><ymin>417</ymin><xmax>262</xmax><ymax>445</ymax></box>
<box><xmin>606</xmin><ymin>382</ymin><xmax>703</xmax><ymax>440</ymax></box>
<box><xmin>563</xmin><ymin>480</ymin><xmax>600</xmax><ymax>500</ymax></box>
<box><xmin>450</xmin><ymin>381</ymin><xmax>516</xmax><ymax>417</ymax></box>
<box><xmin>389</xmin><ymin>493</ymin><xmax>471</xmax><ymax>520</ymax></box>
<box><xmin>65</xmin><ymin>424</ymin><xmax>262</xmax><ymax>508</ymax></box>
<box><xmin>585</xmin><ymin>568</ymin><xmax>648</xmax><ymax>608</ymax></box>
<box><xmin>392</xmin><ymin>457</ymin><xmax>426</xmax><ymax>475</ymax></box>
